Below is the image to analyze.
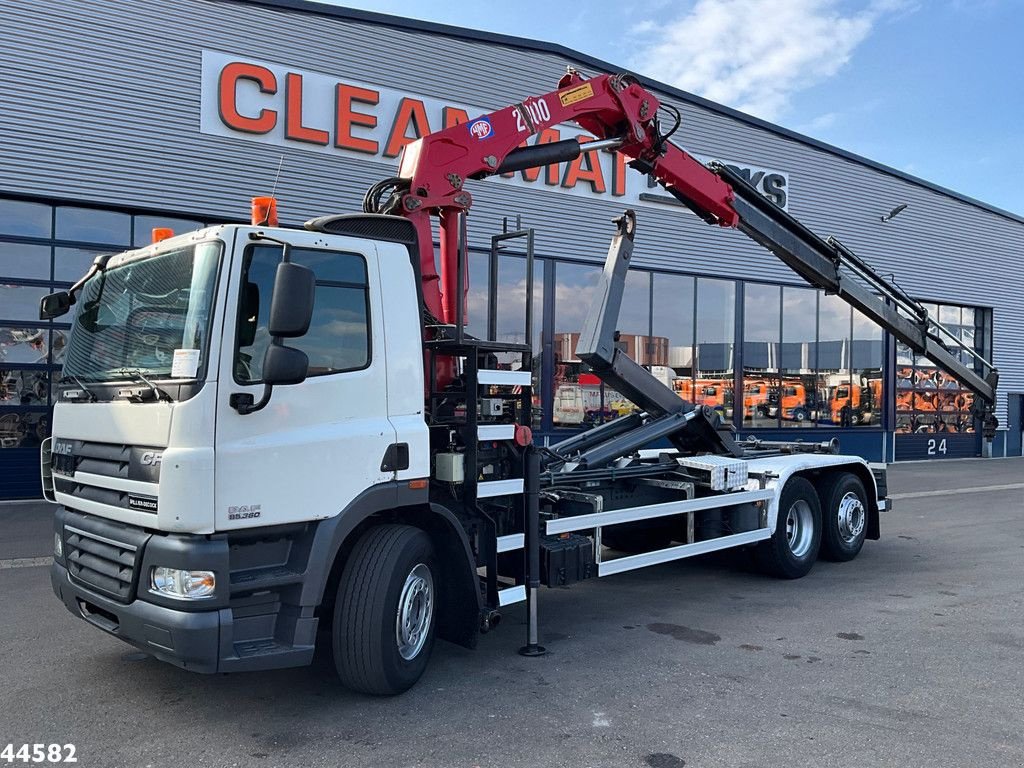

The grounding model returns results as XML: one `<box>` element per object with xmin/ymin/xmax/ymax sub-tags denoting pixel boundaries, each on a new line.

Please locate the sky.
<box><xmin>314</xmin><ymin>0</ymin><xmax>1024</xmax><ymax>216</ymax></box>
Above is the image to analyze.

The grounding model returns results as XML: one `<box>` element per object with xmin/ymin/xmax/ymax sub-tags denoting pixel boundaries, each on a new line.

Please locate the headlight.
<box><xmin>150</xmin><ymin>567</ymin><xmax>216</xmax><ymax>600</ymax></box>
<box><xmin>54</xmin><ymin>532</ymin><xmax>63</xmax><ymax>558</ymax></box>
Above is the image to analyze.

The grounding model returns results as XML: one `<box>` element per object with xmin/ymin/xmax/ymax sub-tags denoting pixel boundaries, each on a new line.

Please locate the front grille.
<box><xmin>53</xmin><ymin>477</ymin><xmax>158</xmax><ymax>514</ymax></box>
<box><xmin>51</xmin><ymin>438</ymin><xmax>162</xmax><ymax>483</ymax></box>
<box><xmin>51</xmin><ymin>438</ymin><xmax>162</xmax><ymax>513</ymax></box>
<box><xmin>65</xmin><ymin>525</ymin><xmax>140</xmax><ymax>603</ymax></box>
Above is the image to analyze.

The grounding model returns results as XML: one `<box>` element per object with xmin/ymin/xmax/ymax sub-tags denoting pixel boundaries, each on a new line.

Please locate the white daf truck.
<box><xmin>40</xmin><ymin>70</ymin><xmax>995</xmax><ymax>694</ymax></box>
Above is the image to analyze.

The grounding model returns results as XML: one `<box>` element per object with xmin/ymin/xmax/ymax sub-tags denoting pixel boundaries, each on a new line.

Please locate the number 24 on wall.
<box><xmin>927</xmin><ymin>438</ymin><xmax>947</xmax><ymax>456</ymax></box>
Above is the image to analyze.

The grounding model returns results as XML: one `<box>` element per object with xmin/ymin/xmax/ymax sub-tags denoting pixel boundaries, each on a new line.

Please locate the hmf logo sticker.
<box><xmin>468</xmin><ymin>117</ymin><xmax>493</xmax><ymax>140</ymax></box>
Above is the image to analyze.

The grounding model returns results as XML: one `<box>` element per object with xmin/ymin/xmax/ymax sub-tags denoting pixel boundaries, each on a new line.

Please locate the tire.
<box><xmin>819</xmin><ymin>472</ymin><xmax>868</xmax><ymax>562</ymax></box>
<box><xmin>754</xmin><ymin>476</ymin><xmax>822</xmax><ymax>579</ymax></box>
<box><xmin>333</xmin><ymin>525</ymin><xmax>437</xmax><ymax>695</ymax></box>
<box><xmin>792</xmin><ymin>407</ymin><xmax>808</xmax><ymax>423</ymax></box>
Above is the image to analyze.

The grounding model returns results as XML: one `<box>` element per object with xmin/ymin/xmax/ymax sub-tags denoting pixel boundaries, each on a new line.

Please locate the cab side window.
<box><xmin>235</xmin><ymin>246</ymin><xmax>370</xmax><ymax>383</ymax></box>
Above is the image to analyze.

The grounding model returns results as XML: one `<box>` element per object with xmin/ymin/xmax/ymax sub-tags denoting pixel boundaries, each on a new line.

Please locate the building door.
<box><xmin>1008</xmin><ymin>394</ymin><xmax>1024</xmax><ymax>457</ymax></box>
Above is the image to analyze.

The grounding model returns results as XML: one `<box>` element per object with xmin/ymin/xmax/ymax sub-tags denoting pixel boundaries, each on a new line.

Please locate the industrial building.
<box><xmin>1</xmin><ymin>0</ymin><xmax>1021</xmax><ymax>498</ymax></box>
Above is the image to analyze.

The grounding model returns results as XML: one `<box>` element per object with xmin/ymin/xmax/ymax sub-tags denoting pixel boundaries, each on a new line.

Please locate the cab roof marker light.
<box><xmin>251</xmin><ymin>196</ymin><xmax>279</xmax><ymax>227</ymax></box>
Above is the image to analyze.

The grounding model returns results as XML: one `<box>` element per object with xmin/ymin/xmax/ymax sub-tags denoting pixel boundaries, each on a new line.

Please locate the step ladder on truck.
<box><xmin>39</xmin><ymin>69</ymin><xmax>997</xmax><ymax>694</ymax></box>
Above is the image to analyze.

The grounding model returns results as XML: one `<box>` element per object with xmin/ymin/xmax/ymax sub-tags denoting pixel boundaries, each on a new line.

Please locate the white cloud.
<box><xmin>805</xmin><ymin>111</ymin><xmax>839</xmax><ymax>131</ymax></box>
<box><xmin>628</xmin><ymin>0</ymin><xmax>907</xmax><ymax>121</ymax></box>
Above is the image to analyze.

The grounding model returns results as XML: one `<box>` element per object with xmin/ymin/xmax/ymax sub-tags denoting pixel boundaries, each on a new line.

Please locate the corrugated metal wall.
<box><xmin>0</xmin><ymin>0</ymin><xmax>1020</xmax><ymax>422</ymax></box>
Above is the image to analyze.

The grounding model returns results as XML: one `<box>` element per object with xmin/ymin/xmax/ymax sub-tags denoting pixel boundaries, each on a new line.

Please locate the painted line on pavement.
<box><xmin>889</xmin><ymin>483</ymin><xmax>1024</xmax><ymax>500</ymax></box>
<box><xmin>0</xmin><ymin>556</ymin><xmax>53</xmax><ymax>569</ymax></box>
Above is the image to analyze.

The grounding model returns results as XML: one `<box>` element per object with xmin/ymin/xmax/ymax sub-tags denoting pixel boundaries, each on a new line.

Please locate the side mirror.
<box><xmin>40</xmin><ymin>291</ymin><xmax>72</xmax><ymax>320</ymax></box>
<box><xmin>261</xmin><ymin>344</ymin><xmax>308</xmax><ymax>386</ymax></box>
<box><xmin>268</xmin><ymin>262</ymin><xmax>316</xmax><ymax>338</ymax></box>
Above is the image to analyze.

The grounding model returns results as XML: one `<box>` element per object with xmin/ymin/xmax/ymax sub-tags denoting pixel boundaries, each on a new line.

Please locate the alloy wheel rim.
<box><xmin>785</xmin><ymin>499</ymin><xmax>814</xmax><ymax>558</ymax></box>
<box><xmin>837</xmin><ymin>491</ymin><xmax>866</xmax><ymax>544</ymax></box>
<box><xmin>396</xmin><ymin>563</ymin><xmax>434</xmax><ymax>661</ymax></box>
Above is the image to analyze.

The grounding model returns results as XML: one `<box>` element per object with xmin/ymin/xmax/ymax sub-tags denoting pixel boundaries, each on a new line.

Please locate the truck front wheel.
<box><xmin>333</xmin><ymin>524</ymin><xmax>437</xmax><ymax>695</ymax></box>
<box><xmin>754</xmin><ymin>476</ymin><xmax>821</xmax><ymax>579</ymax></box>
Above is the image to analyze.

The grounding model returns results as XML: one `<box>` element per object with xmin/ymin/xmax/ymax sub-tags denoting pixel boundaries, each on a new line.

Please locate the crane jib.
<box><xmin>714</xmin><ymin>163</ymin><xmax>997</xmax><ymax>408</ymax></box>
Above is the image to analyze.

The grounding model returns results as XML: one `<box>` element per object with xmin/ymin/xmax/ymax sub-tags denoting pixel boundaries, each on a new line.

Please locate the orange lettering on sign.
<box><xmin>285</xmin><ymin>73</ymin><xmax>329</xmax><ymax>145</ymax></box>
<box><xmin>442</xmin><ymin>107</ymin><xmax>470</xmax><ymax>128</ymax></box>
<box><xmin>335</xmin><ymin>83</ymin><xmax>379</xmax><ymax>154</ymax></box>
<box><xmin>611</xmin><ymin>151</ymin><xmax>627</xmax><ymax>197</ymax></box>
<box><xmin>218</xmin><ymin>62</ymin><xmax>277</xmax><ymax>134</ymax></box>
<box><xmin>384</xmin><ymin>98</ymin><xmax>432</xmax><ymax>158</ymax></box>
<box><xmin>562</xmin><ymin>136</ymin><xmax>606</xmax><ymax>193</ymax></box>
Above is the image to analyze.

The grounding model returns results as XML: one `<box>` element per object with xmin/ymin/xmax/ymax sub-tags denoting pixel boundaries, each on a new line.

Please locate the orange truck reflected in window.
<box><xmin>830</xmin><ymin>378</ymin><xmax>882</xmax><ymax>426</ymax></box>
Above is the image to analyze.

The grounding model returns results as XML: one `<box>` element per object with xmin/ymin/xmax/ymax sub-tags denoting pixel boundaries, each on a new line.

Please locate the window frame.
<box><xmin>232</xmin><ymin>244</ymin><xmax>374</xmax><ymax>386</ymax></box>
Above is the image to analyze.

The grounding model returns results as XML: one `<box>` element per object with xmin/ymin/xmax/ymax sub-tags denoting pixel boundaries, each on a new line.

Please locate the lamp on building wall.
<box><xmin>881</xmin><ymin>203</ymin><xmax>909</xmax><ymax>222</ymax></box>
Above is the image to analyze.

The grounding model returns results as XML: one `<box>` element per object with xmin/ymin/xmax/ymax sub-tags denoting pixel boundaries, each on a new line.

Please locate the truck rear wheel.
<box><xmin>332</xmin><ymin>524</ymin><xmax>437</xmax><ymax>695</ymax></box>
<box><xmin>819</xmin><ymin>472</ymin><xmax>868</xmax><ymax>561</ymax></box>
<box><xmin>754</xmin><ymin>476</ymin><xmax>821</xmax><ymax>579</ymax></box>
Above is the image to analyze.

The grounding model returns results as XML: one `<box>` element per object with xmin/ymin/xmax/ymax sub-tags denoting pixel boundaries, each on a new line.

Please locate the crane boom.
<box><xmin>372</xmin><ymin>69</ymin><xmax>996</xmax><ymax>421</ymax></box>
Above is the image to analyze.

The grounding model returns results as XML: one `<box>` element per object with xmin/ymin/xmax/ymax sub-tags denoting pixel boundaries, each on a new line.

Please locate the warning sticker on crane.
<box><xmin>559</xmin><ymin>83</ymin><xmax>594</xmax><ymax>106</ymax></box>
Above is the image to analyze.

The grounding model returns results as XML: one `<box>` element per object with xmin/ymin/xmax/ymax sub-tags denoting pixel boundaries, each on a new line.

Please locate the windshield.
<box><xmin>62</xmin><ymin>242</ymin><xmax>222</xmax><ymax>382</ymax></box>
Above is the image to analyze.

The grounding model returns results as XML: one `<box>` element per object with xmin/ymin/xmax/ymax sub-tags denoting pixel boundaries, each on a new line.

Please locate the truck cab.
<box><xmin>44</xmin><ymin>220</ymin><xmax>437</xmax><ymax>678</ymax></box>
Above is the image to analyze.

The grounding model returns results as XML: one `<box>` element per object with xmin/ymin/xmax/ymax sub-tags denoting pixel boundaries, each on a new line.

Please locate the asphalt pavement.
<box><xmin>1</xmin><ymin>458</ymin><xmax>1023</xmax><ymax>767</ymax></box>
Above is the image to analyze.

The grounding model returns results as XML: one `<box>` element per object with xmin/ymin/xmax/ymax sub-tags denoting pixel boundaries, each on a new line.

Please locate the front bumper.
<box><xmin>51</xmin><ymin>561</ymin><xmax>223</xmax><ymax>672</ymax></box>
<box><xmin>51</xmin><ymin>507</ymin><xmax>317</xmax><ymax>673</ymax></box>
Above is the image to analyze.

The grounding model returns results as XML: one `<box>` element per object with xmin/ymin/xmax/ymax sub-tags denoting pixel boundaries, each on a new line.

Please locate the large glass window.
<box><xmin>236</xmin><ymin>246</ymin><xmax>371</xmax><ymax>382</ymax></box>
<box><xmin>494</xmin><ymin>255</ymin><xmax>543</xmax><ymax>352</ymax></box>
<box><xmin>653</xmin><ymin>273</ymin><xmax>695</xmax><ymax>405</ymax></box>
<box><xmin>0</xmin><ymin>409</ymin><xmax>49</xmax><ymax>450</ymax></box>
<box><xmin>780</xmin><ymin>287</ymin><xmax>817</xmax><ymax>428</ymax></box>
<box><xmin>551</xmin><ymin>263</ymin><xmax>653</xmax><ymax>427</ymax></box>
<box><xmin>742</xmin><ymin>283</ymin><xmax>779</xmax><ymax>428</ymax></box>
<box><xmin>741</xmin><ymin>285</ymin><xmax>883</xmax><ymax>429</ymax></box>
<box><xmin>0</xmin><ymin>284</ymin><xmax>52</xmax><ymax>323</ymax></box>
<box><xmin>0</xmin><ymin>242</ymin><xmax>51</xmax><ymax>281</ymax></box>
<box><xmin>695</xmin><ymin>278</ymin><xmax>735</xmax><ymax>421</ymax></box>
<box><xmin>817</xmin><ymin>293</ymin><xmax>852</xmax><ymax>427</ymax></box>
<box><xmin>0</xmin><ymin>200</ymin><xmax>51</xmax><ymax>239</ymax></box>
<box><xmin>54</xmin><ymin>246</ymin><xmax>107</xmax><ymax>283</ymax></box>
<box><xmin>465</xmin><ymin>252</ymin><xmax>490</xmax><ymax>341</ymax></box>
<box><xmin>851</xmin><ymin>308</ymin><xmax>883</xmax><ymax>427</ymax></box>
<box><xmin>0</xmin><ymin>327</ymin><xmax>50</xmax><ymax>365</ymax></box>
<box><xmin>56</xmin><ymin>207</ymin><xmax>130</xmax><ymax>245</ymax></box>
<box><xmin>895</xmin><ymin>301</ymin><xmax>989</xmax><ymax>435</ymax></box>
<box><xmin>0</xmin><ymin>369</ymin><xmax>49</xmax><ymax>406</ymax></box>
<box><xmin>552</xmin><ymin>262</ymin><xmax>601</xmax><ymax>427</ymax></box>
